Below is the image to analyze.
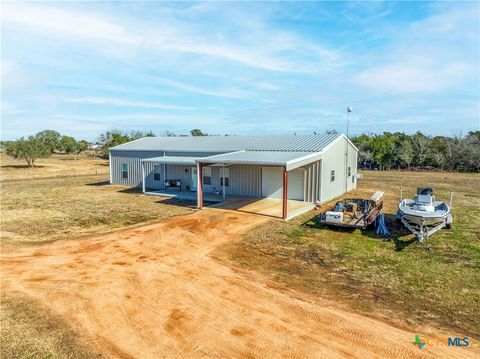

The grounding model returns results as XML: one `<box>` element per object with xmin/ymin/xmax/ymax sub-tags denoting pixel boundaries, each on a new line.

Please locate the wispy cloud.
<box><xmin>156</xmin><ymin>78</ymin><xmax>251</xmax><ymax>99</ymax></box>
<box><xmin>64</xmin><ymin>97</ymin><xmax>194</xmax><ymax>110</ymax></box>
<box><xmin>352</xmin><ymin>6</ymin><xmax>478</xmax><ymax>95</ymax></box>
<box><xmin>1</xmin><ymin>4</ymin><xmax>136</xmax><ymax>45</ymax></box>
<box><xmin>1</xmin><ymin>2</ymin><xmax>339</xmax><ymax>73</ymax></box>
<box><xmin>353</xmin><ymin>62</ymin><xmax>471</xmax><ymax>94</ymax></box>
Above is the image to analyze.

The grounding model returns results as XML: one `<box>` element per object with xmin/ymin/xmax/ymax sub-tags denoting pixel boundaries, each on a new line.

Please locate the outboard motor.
<box><xmin>417</xmin><ymin>187</ymin><xmax>433</xmax><ymax>196</ymax></box>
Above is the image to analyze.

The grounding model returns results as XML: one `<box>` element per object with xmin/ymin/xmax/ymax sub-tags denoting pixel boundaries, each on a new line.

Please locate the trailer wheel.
<box><xmin>445</xmin><ymin>223</ymin><xmax>451</xmax><ymax>229</ymax></box>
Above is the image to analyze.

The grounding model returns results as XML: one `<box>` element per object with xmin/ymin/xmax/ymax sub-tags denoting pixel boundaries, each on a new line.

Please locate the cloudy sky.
<box><xmin>1</xmin><ymin>1</ymin><xmax>479</xmax><ymax>141</ymax></box>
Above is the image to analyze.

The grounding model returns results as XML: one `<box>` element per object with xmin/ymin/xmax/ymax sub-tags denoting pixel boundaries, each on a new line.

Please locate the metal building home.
<box><xmin>109</xmin><ymin>133</ymin><xmax>358</xmax><ymax>220</ymax></box>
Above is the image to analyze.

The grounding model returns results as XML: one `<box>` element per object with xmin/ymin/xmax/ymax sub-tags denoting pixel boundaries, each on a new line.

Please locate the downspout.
<box><xmin>163</xmin><ymin>151</ymin><xmax>166</xmax><ymax>190</ymax></box>
<box><xmin>108</xmin><ymin>151</ymin><xmax>112</xmax><ymax>184</ymax></box>
<box><xmin>222</xmin><ymin>164</ymin><xmax>226</xmax><ymax>202</ymax></box>
<box><xmin>282</xmin><ymin>166</ymin><xmax>288</xmax><ymax>220</ymax></box>
<box><xmin>319</xmin><ymin>159</ymin><xmax>324</xmax><ymax>204</ymax></box>
<box><xmin>197</xmin><ymin>162</ymin><xmax>203</xmax><ymax>209</ymax></box>
<box><xmin>141</xmin><ymin>162</ymin><xmax>145</xmax><ymax>193</ymax></box>
<box><xmin>345</xmin><ymin>137</ymin><xmax>348</xmax><ymax>193</ymax></box>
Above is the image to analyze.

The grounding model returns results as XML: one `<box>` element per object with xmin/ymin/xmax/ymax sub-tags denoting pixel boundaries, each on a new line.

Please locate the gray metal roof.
<box><xmin>141</xmin><ymin>156</ymin><xmax>198</xmax><ymax>165</ymax></box>
<box><xmin>199</xmin><ymin>150</ymin><xmax>314</xmax><ymax>166</ymax></box>
<box><xmin>110</xmin><ymin>133</ymin><xmax>341</xmax><ymax>153</ymax></box>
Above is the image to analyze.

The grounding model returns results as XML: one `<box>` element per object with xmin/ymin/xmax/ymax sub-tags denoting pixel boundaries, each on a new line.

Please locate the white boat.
<box><xmin>397</xmin><ymin>187</ymin><xmax>453</xmax><ymax>242</ymax></box>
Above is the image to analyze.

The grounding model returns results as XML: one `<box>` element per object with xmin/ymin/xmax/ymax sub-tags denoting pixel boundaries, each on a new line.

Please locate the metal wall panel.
<box><xmin>319</xmin><ymin>137</ymin><xmax>357</xmax><ymax>203</ymax></box>
<box><xmin>162</xmin><ymin>165</ymin><xmax>193</xmax><ymax>192</ymax></box>
<box><xmin>346</xmin><ymin>142</ymin><xmax>358</xmax><ymax>192</ymax></box>
<box><xmin>110</xmin><ymin>150</ymin><xmax>164</xmax><ymax>187</ymax></box>
<box><xmin>226</xmin><ymin>164</ymin><xmax>262</xmax><ymax>197</ymax></box>
<box><xmin>303</xmin><ymin>160</ymin><xmax>321</xmax><ymax>202</ymax></box>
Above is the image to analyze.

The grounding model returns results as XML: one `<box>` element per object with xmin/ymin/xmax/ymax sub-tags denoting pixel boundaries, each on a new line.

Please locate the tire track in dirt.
<box><xmin>1</xmin><ymin>208</ymin><xmax>478</xmax><ymax>358</ymax></box>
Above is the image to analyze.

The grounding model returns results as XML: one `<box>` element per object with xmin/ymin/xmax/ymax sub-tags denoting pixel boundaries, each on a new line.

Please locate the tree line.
<box><xmin>351</xmin><ymin>131</ymin><xmax>480</xmax><ymax>172</ymax></box>
<box><xmin>2</xmin><ymin>128</ymin><xmax>207</xmax><ymax>167</ymax></box>
<box><xmin>3</xmin><ymin>128</ymin><xmax>479</xmax><ymax>172</ymax></box>
<box><xmin>3</xmin><ymin>130</ymin><xmax>89</xmax><ymax>167</ymax></box>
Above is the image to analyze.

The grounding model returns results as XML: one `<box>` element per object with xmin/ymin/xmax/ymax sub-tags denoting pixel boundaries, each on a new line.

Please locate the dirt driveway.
<box><xmin>1</xmin><ymin>208</ymin><xmax>477</xmax><ymax>358</ymax></box>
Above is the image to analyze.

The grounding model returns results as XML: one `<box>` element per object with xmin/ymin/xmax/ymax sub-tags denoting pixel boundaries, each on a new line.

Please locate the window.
<box><xmin>330</xmin><ymin>170</ymin><xmax>335</xmax><ymax>182</ymax></box>
<box><xmin>352</xmin><ymin>174</ymin><xmax>355</xmax><ymax>183</ymax></box>
<box><xmin>203</xmin><ymin>166</ymin><xmax>212</xmax><ymax>185</ymax></box>
<box><xmin>347</xmin><ymin>167</ymin><xmax>351</xmax><ymax>177</ymax></box>
<box><xmin>153</xmin><ymin>166</ymin><xmax>161</xmax><ymax>181</ymax></box>
<box><xmin>220</xmin><ymin>167</ymin><xmax>230</xmax><ymax>187</ymax></box>
<box><xmin>122</xmin><ymin>164</ymin><xmax>128</xmax><ymax>179</ymax></box>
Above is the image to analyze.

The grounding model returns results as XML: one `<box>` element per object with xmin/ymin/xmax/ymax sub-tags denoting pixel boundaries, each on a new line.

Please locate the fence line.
<box><xmin>0</xmin><ymin>166</ymin><xmax>109</xmax><ymax>183</ymax></box>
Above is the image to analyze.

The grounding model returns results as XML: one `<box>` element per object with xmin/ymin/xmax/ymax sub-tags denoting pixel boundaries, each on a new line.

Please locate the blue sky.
<box><xmin>1</xmin><ymin>1</ymin><xmax>479</xmax><ymax>141</ymax></box>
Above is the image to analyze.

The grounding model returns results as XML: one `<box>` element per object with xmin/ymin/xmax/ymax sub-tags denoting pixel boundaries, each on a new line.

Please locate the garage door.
<box><xmin>288</xmin><ymin>168</ymin><xmax>305</xmax><ymax>200</ymax></box>
<box><xmin>261</xmin><ymin>167</ymin><xmax>304</xmax><ymax>201</ymax></box>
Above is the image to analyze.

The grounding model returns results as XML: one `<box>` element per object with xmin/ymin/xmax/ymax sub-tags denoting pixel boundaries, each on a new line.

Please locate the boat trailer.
<box><xmin>397</xmin><ymin>216</ymin><xmax>452</xmax><ymax>242</ymax></box>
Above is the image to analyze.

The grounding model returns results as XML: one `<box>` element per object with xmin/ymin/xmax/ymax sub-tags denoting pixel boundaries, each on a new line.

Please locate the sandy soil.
<box><xmin>1</xmin><ymin>208</ymin><xmax>477</xmax><ymax>358</ymax></box>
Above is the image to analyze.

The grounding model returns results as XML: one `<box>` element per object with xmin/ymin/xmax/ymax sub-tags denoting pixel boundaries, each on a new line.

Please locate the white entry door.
<box><xmin>191</xmin><ymin>167</ymin><xmax>197</xmax><ymax>191</ymax></box>
<box><xmin>261</xmin><ymin>167</ymin><xmax>304</xmax><ymax>201</ymax></box>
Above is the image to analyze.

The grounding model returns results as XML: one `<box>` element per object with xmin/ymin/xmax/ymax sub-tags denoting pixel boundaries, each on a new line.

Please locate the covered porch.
<box><xmin>139</xmin><ymin>150</ymin><xmax>321</xmax><ymax>221</ymax></box>
<box><xmin>197</xmin><ymin>150</ymin><xmax>322</xmax><ymax>220</ymax></box>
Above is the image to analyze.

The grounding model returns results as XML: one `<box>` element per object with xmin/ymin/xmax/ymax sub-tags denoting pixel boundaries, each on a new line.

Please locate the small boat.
<box><xmin>397</xmin><ymin>187</ymin><xmax>453</xmax><ymax>242</ymax></box>
<box><xmin>319</xmin><ymin>191</ymin><xmax>384</xmax><ymax>229</ymax></box>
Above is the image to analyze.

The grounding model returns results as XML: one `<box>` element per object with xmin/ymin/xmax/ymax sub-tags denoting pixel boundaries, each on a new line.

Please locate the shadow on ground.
<box><xmin>86</xmin><ymin>181</ymin><xmax>110</xmax><ymax>186</ymax></box>
<box><xmin>1</xmin><ymin>165</ymin><xmax>46</xmax><ymax>169</ymax></box>
<box><xmin>303</xmin><ymin>211</ymin><xmax>417</xmax><ymax>251</ymax></box>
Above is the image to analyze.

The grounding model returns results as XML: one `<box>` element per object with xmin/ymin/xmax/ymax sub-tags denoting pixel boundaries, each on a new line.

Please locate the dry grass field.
<box><xmin>221</xmin><ymin>170</ymin><xmax>480</xmax><ymax>337</ymax></box>
<box><xmin>0</xmin><ymin>151</ymin><xmax>109</xmax><ymax>181</ymax></box>
<box><xmin>0</xmin><ymin>153</ymin><xmax>194</xmax><ymax>245</ymax></box>
<box><xmin>1</xmin><ymin>294</ymin><xmax>101</xmax><ymax>358</ymax></box>
<box><xmin>0</xmin><ymin>175</ymin><xmax>194</xmax><ymax>244</ymax></box>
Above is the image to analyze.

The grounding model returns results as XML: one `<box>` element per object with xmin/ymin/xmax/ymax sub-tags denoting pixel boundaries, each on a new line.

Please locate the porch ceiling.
<box><xmin>141</xmin><ymin>156</ymin><xmax>198</xmax><ymax>166</ymax></box>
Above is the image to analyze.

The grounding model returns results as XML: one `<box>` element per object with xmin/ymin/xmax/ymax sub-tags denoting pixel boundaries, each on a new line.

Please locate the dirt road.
<box><xmin>1</xmin><ymin>208</ymin><xmax>477</xmax><ymax>358</ymax></box>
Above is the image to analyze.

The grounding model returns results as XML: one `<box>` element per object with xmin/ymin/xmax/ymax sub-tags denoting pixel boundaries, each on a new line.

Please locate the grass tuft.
<box><xmin>1</xmin><ymin>294</ymin><xmax>100</xmax><ymax>359</ymax></box>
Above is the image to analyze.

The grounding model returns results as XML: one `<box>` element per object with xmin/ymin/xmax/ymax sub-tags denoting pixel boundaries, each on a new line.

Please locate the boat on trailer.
<box><xmin>319</xmin><ymin>191</ymin><xmax>384</xmax><ymax>229</ymax></box>
<box><xmin>397</xmin><ymin>187</ymin><xmax>453</xmax><ymax>242</ymax></box>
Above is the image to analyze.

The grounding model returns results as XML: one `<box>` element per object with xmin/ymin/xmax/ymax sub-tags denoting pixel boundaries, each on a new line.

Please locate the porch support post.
<box><xmin>197</xmin><ymin>162</ymin><xmax>203</xmax><ymax>208</ymax></box>
<box><xmin>141</xmin><ymin>162</ymin><xmax>146</xmax><ymax>193</ymax></box>
<box><xmin>282</xmin><ymin>166</ymin><xmax>288</xmax><ymax>220</ymax></box>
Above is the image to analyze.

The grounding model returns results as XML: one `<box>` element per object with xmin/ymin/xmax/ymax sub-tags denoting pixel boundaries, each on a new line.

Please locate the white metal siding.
<box><xmin>261</xmin><ymin>167</ymin><xmax>283</xmax><ymax>199</ymax></box>
<box><xmin>287</xmin><ymin>168</ymin><xmax>305</xmax><ymax>201</ymax></box>
<box><xmin>110</xmin><ymin>150</ymin><xmax>165</xmax><ymax>187</ymax></box>
<box><xmin>261</xmin><ymin>167</ymin><xmax>304</xmax><ymax>201</ymax></box>
<box><xmin>320</xmin><ymin>137</ymin><xmax>357</xmax><ymax>203</ymax></box>
<box><xmin>304</xmin><ymin>160</ymin><xmax>321</xmax><ymax>202</ymax></box>
<box><xmin>226</xmin><ymin>165</ymin><xmax>262</xmax><ymax>197</ymax></box>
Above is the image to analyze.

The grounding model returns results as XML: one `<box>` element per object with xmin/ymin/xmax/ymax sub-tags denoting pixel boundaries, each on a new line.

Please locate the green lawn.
<box><xmin>221</xmin><ymin>170</ymin><xmax>480</xmax><ymax>336</ymax></box>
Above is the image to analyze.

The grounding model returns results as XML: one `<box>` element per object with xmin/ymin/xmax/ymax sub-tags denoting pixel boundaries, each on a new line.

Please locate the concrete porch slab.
<box><xmin>210</xmin><ymin>197</ymin><xmax>315</xmax><ymax>220</ymax></box>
